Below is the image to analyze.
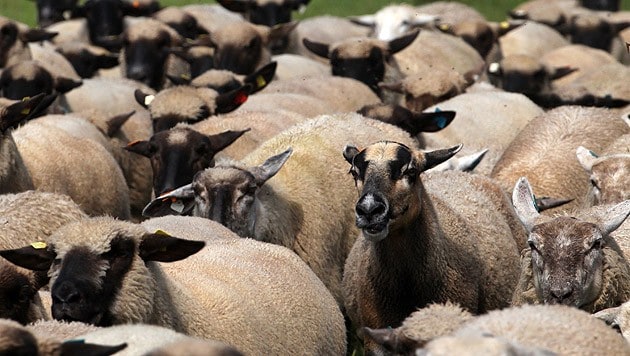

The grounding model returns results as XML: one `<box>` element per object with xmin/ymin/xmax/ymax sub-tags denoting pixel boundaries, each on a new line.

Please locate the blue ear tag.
<box><xmin>436</xmin><ymin>116</ymin><xmax>447</xmax><ymax>129</ymax></box>
<box><xmin>532</xmin><ymin>194</ymin><xmax>540</xmax><ymax>212</ymax></box>
<box><xmin>434</xmin><ymin>107</ymin><xmax>442</xmax><ymax>112</ymax></box>
<box><xmin>588</xmin><ymin>150</ymin><xmax>598</xmax><ymax>158</ymax></box>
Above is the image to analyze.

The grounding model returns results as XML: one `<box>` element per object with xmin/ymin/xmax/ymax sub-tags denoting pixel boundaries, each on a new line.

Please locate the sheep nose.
<box><xmin>356</xmin><ymin>193</ymin><xmax>388</xmax><ymax>221</ymax></box>
<box><xmin>53</xmin><ymin>280</ymin><xmax>82</xmax><ymax>305</ymax></box>
<box><xmin>550</xmin><ymin>286</ymin><xmax>573</xmax><ymax>302</ymax></box>
<box><xmin>126</xmin><ymin>66</ymin><xmax>148</xmax><ymax>82</ymax></box>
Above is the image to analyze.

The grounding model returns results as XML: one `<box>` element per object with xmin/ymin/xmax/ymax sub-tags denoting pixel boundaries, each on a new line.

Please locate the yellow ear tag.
<box><xmin>144</xmin><ymin>95</ymin><xmax>155</xmax><ymax>106</ymax></box>
<box><xmin>154</xmin><ymin>229</ymin><xmax>171</xmax><ymax>237</ymax></box>
<box><xmin>180</xmin><ymin>74</ymin><xmax>191</xmax><ymax>80</ymax></box>
<box><xmin>31</xmin><ymin>241</ymin><xmax>47</xmax><ymax>249</ymax></box>
<box><xmin>256</xmin><ymin>75</ymin><xmax>267</xmax><ymax>88</ymax></box>
<box><xmin>500</xmin><ymin>21</ymin><xmax>510</xmax><ymax>29</ymax></box>
<box><xmin>20</xmin><ymin>96</ymin><xmax>31</xmax><ymax>115</ymax></box>
<box><xmin>439</xmin><ymin>24</ymin><xmax>450</xmax><ymax>31</ymax></box>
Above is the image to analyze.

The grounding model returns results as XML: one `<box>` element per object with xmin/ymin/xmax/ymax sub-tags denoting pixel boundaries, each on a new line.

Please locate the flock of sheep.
<box><xmin>0</xmin><ymin>0</ymin><xmax>629</xmax><ymax>354</ymax></box>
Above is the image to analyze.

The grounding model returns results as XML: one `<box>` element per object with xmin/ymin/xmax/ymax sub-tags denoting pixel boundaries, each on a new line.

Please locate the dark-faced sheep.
<box><xmin>341</xmin><ymin>141</ymin><xmax>524</xmax><ymax>353</ymax></box>
<box><xmin>511</xmin><ymin>177</ymin><xmax>630</xmax><ymax>313</ymax></box>
<box><xmin>0</xmin><ymin>217</ymin><xmax>346</xmax><ymax>355</ymax></box>
<box><xmin>217</xmin><ymin>0</ymin><xmax>310</xmax><ymax>27</ymax></box>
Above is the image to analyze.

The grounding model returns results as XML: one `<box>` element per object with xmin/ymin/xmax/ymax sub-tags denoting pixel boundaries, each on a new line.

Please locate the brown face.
<box><xmin>528</xmin><ymin>217</ymin><xmax>605</xmax><ymax>308</ymax></box>
<box><xmin>590</xmin><ymin>157</ymin><xmax>630</xmax><ymax>205</ymax></box>
<box><xmin>346</xmin><ymin>142</ymin><xmax>422</xmax><ymax>242</ymax></box>
<box><xmin>0</xmin><ymin>262</ymin><xmax>36</xmax><ymax>324</ymax></box>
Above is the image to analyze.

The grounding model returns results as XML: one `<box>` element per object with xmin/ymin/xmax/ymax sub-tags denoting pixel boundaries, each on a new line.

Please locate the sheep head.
<box><xmin>217</xmin><ymin>0</ymin><xmax>310</xmax><ymax>27</ymax></box>
<box><xmin>577</xmin><ymin>146</ymin><xmax>630</xmax><ymax>205</ymax></box>
<box><xmin>343</xmin><ymin>141</ymin><xmax>461</xmax><ymax>242</ymax></box>
<box><xmin>512</xmin><ymin>177</ymin><xmax>630</xmax><ymax>308</ymax></box>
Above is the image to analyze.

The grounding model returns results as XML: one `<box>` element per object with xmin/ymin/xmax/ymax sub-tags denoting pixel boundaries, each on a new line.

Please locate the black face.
<box><xmin>570</xmin><ymin>23</ymin><xmax>614</xmax><ymax>51</ymax></box>
<box><xmin>0</xmin><ymin>67</ymin><xmax>54</xmax><ymax>100</ymax></box>
<box><xmin>501</xmin><ymin>70</ymin><xmax>546</xmax><ymax>96</ymax></box>
<box><xmin>84</xmin><ymin>0</ymin><xmax>125</xmax><ymax>51</ymax></box>
<box><xmin>51</xmin><ymin>238</ymin><xmax>134</xmax><ymax>326</ymax></box>
<box><xmin>188</xmin><ymin>54</ymin><xmax>215</xmax><ymax>78</ymax></box>
<box><xmin>165</xmin><ymin>17</ymin><xmax>199</xmax><ymax>40</ymax></box>
<box><xmin>36</xmin><ymin>0</ymin><xmax>78</xmax><ymax>27</ymax></box>
<box><xmin>249</xmin><ymin>4</ymin><xmax>293</xmax><ymax>27</ymax></box>
<box><xmin>580</xmin><ymin>0</ymin><xmax>620</xmax><ymax>11</ymax></box>
<box><xmin>125</xmin><ymin>35</ymin><xmax>170</xmax><ymax>90</ymax></box>
<box><xmin>60</xmin><ymin>49</ymin><xmax>117</xmax><ymax>78</ymax></box>
<box><xmin>330</xmin><ymin>48</ymin><xmax>386</xmax><ymax>94</ymax></box>
<box><xmin>213</xmin><ymin>39</ymin><xmax>262</xmax><ymax>75</ymax></box>
<box><xmin>0</xmin><ymin>263</ymin><xmax>36</xmax><ymax>325</ymax></box>
<box><xmin>0</xmin><ymin>22</ymin><xmax>19</xmax><ymax>67</ymax></box>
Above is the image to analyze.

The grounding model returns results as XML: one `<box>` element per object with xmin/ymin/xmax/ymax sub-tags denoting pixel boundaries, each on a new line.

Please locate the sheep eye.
<box><xmin>590</xmin><ymin>238</ymin><xmax>603</xmax><ymax>251</ymax></box>
<box><xmin>590</xmin><ymin>178</ymin><xmax>600</xmax><ymax>190</ymax></box>
<box><xmin>403</xmin><ymin>167</ymin><xmax>417</xmax><ymax>178</ymax></box>
<box><xmin>528</xmin><ymin>240</ymin><xmax>539</xmax><ymax>252</ymax></box>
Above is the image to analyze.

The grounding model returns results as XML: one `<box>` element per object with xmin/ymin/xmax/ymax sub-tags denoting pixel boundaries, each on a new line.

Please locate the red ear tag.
<box><xmin>127</xmin><ymin>140</ymin><xmax>142</xmax><ymax>148</ymax></box>
<box><xmin>234</xmin><ymin>92</ymin><xmax>248</xmax><ymax>105</ymax></box>
<box><xmin>133</xmin><ymin>0</ymin><xmax>140</xmax><ymax>8</ymax></box>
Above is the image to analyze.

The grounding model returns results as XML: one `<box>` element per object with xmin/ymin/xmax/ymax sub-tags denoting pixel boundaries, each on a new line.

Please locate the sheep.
<box><xmin>491</xmin><ymin>21</ymin><xmax>569</xmax><ymax>62</ymax></box>
<box><xmin>270</xmin><ymin>53</ymin><xmax>331</xmax><ymax>81</ymax></box>
<box><xmin>341</xmin><ymin>142</ymin><xmax>525</xmax><ymax>353</ymax></box>
<box><xmin>414</xmin><ymin>1</ymin><xmax>486</xmax><ymax>25</ymax></box>
<box><xmin>349</xmin><ymin>3</ymin><xmax>439</xmax><ymax>41</ymax></box>
<box><xmin>510</xmin><ymin>177</ymin><xmax>630</xmax><ymax>313</ymax></box>
<box><xmin>594</xmin><ymin>299</ymin><xmax>630</xmax><ymax>341</ymax></box>
<box><xmin>422</xmin><ymin>87</ymin><xmax>543</xmax><ymax>175</ymax></box>
<box><xmin>0</xmin><ymin>216</ymin><xmax>347</xmax><ymax>355</ymax></box>
<box><xmin>419</xmin><ymin>304</ymin><xmax>630</xmax><ymax>355</ymax></box>
<box><xmin>0</xmin><ymin>17</ymin><xmax>57</xmax><ymax>68</ymax></box>
<box><xmin>12</xmin><ymin>119</ymin><xmax>131</xmax><ymax>219</ymax></box>
<box><xmin>362</xmin><ymin>302</ymin><xmax>475</xmax><ymax>355</ymax></box>
<box><xmin>540</xmin><ymin>44</ymin><xmax>618</xmax><ymax>88</ymax></box>
<box><xmin>491</xmin><ymin>106</ymin><xmax>630</xmax><ymax>213</ymax></box>
<box><xmin>0</xmin><ymin>190</ymin><xmax>87</xmax><ymax>324</ymax></box>
<box><xmin>177</xmin><ymin>61</ymin><xmax>277</xmax><ymax>95</ymax></box>
<box><xmin>508</xmin><ymin>0</ymin><xmax>576</xmax><ymax>30</ymax></box>
<box><xmin>28</xmin><ymin>42</ymin><xmax>82</xmax><ymax>82</ymax></box>
<box><xmin>152</xmin><ymin>6</ymin><xmax>207</xmax><ymax>40</ymax></box>
<box><xmin>181</xmin><ymin>4</ymin><xmax>245</xmax><ymax>34</ymax></box>
<box><xmin>216</xmin><ymin>0</ymin><xmax>310</xmax><ymax>27</ymax></box>
<box><xmin>55</xmin><ymin>41</ymin><xmax>119</xmax><ymax>78</ymax></box>
<box><xmin>577</xmin><ymin>139</ymin><xmax>630</xmax><ymax>206</ymax></box>
<box><xmin>142</xmin><ymin>113</ymin><xmax>419</xmax><ymax>306</ymax></box>
<box><xmin>547</xmin><ymin>61</ymin><xmax>630</xmax><ymax>105</ymax></box>
<box><xmin>0</xmin><ymin>318</ymin><xmax>126</xmax><ymax>356</ymax></box>
<box><xmin>27</xmin><ymin>319</ymin><xmax>100</xmax><ymax>341</ymax></box>
<box><xmin>34</xmin><ymin>0</ymin><xmax>80</xmax><ymax>28</ymax></box>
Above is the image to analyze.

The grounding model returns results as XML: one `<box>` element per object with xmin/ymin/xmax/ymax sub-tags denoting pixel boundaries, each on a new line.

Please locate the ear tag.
<box><xmin>127</xmin><ymin>140</ymin><xmax>142</xmax><ymax>148</ymax></box>
<box><xmin>435</xmin><ymin>116</ymin><xmax>447</xmax><ymax>129</ymax></box>
<box><xmin>144</xmin><ymin>95</ymin><xmax>155</xmax><ymax>106</ymax></box>
<box><xmin>299</xmin><ymin>4</ymin><xmax>307</xmax><ymax>14</ymax></box>
<box><xmin>434</xmin><ymin>107</ymin><xmax>442</xmax><ymax>113</ymax></box>
<box><xmin>30</xmin><ymin>241</ymin><xmax>47</xmax><ymax>249</ymax></box>
<box><xmin>589</xmin><ymin>150</ymin><xmax>598</xmax><ymax>158</ymax></box>
<box><xmin>63</xmin><ymin>10</ymin><xmax>72</xmax><ymax>20</ymax></box>
<box><xmin>180</xmin><ymin>74</ymin><xmax>191</xmax><ymax>80</ymax></box>
<box><xmin>256</xmin><ymin>75</ymin><xmax>267</xmax><ymax>88</ymax></box>
<box><xmin>154</xmin><ymin>229</ymin><xmax>171</xmax><ymax>237</ymax></box>
<box><xmin>20</xmin><ymin>108</ymin><xmax>31</xmax><ymax>115</ymax></box>
<box><xmin>234</xmin><ymin>92</ymin><xmax>248</xmax><ymax>105</ymax></box>
<box><xmin>532</xmin><ymin>194</ymin><xmax>540</xmax><ymax>212</ymax></box>
<box><xmin>133</xmin><ymin>0</ymin><xmax>140</xmax><ymax>8</ymax></box>
<box><xmin>439</xmin><ymin>24</ymin><xmax>450</xmax><ymax>31</ymax></box>
<box><xmin>500</xmin><ymin>21</ymin><xmax>510</xmax><ymax>29</ymax></box>
<box><xmin>488</xmin><ymin>62</ymin><xmax>500</xmax><ymax>74</ymax></box>
<box><xmin>171</xmin><ymin>199</ymin><xmax>185</xmax><ymax>213</ymax></box>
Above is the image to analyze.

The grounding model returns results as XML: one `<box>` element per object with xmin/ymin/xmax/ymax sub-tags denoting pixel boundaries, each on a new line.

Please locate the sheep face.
<box><xmin>56</xmin><ymin>43</ymin><xmax>119</xmax><ymax>78</ymax></box>
<box><xmin>487</xmin><ymin>55</ymin><xmax>548</xmax><ymax>96</ymax></box>
<box><xmin>0</xmin><ymin>261</ymin><xmax>37</xmax><ymax>324</ymax></box>
<box><xmin>82</xmin><ymin>0</ymin><xmax>126</xmax><ymax>51</ymax></box>
<box><xmin>124</xmin><ymin>30</ymin><xmax>171</xmax><ymax>90</ymax></box>
<box><xmin>36</xmin><ymin>0</ymin><xmax>78</xmax><ymax>27</ymax></box>
<box><xmin>0</xmin><ymin>21</ymin><xmax>21</xmax><ymax>68</ymax></box>
<box><xmin>568</xmin><ymin>14</ymin><xmax>617</xmax><ymax>52</ymax></box>
<box><xmin>210</xmin><ymin>23</ymin><xmax>265</xmax><ymax>75</ymax></box>
<box><xmin>217</xmin><ymin>0</ymin><xmax>309</xmax><ymax>27</ymax></box>
<box><xmin>343</xmin><ymin>142</ymin><xmax>461</xmax><ymax>242</ymax></box>
<box><xmin>0</xmin><ymin>218</ymin><xmax>205</xmax><ymax>326</ymax></box>
<box><xmin>0</xmin><ymin>61</ymin><xmax>55</xmax><ymax>100</ymax></box>
<box><xmin>153</xmin><ymin>7</ymin><xmax>205</xmax><ymax>40</ymax></box>
<box><xmin>580</xmin><ymin>0</ymin><xmax>620</xmax><ymax>11</ymax></box>
<box><xmin>527</xmin><ymin>217</ymin><xmax>606</xmax><ymax>307</ymax></box>
<box><xmin>126</xmin><ymin>127</ymin><xmax>248</xmax><ymax>196</ymax></box>
<box><xmin>577</xmin><ymin>147</ymin><xmax>630</xmax><ymax>205</ymax></box>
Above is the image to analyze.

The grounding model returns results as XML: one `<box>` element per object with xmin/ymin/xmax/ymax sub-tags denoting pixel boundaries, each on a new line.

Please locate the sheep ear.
<box><xmin>269</xmin><ymin>21</ymin><xmax>298</xmax><ymax>44</ymax></box>
<box><xmin>0</xmin><ymin>93</ymin><xmax>54</xmax><ymax>131</ymax></box>
<box><xmin>576</xmin><ymin>146</ymin><xmax>598</xmax><ymax>172</ymax></box>
<box><xmin>388</xmin><ymin>30</ymin><xmax>419</xmax><ymax>54</ymax></box>
<box><xmin>512</xmin><ymin>177</ymin><xmax>540</xmax><ymax>232</ymax></box>
<box><xmin>343</xmin><ymin>145</ymin><xmax>360</xmax><ymax>165</ymax></box>
<box><xmin>216</xmin><ymin>0</ymin><xmax>249</xmax><ymax>13</ymax></box>
<box><xmin>302</xmin><ymin>38</ymin><xmax>330</xmax><ymax>58</ymax></box>
<box><xmin>535</xmin><ymin>197</ymin><xmax>574</xmax><ymax>212</ymax></box>
<box><xmin>208</xmin><ymin>128</ymin><xmax>250</xmax><ymax>152</ymax></box>
<box><xmin>143</xmin><ymin>184</ymin><xmax>196</xmax><ymax>217</ymax></box>
<box><xmin>597</xmin><ymin>200</ymin><xmax>630</xmax><ymax>236</ymax></box>
<box><xmin>349</xmin><ymin>15</ymin><xmax>376</xmax><ymax>28</ymax></box>
<box><xmin>215</xmin><ymin>84</ymin><xmax>251</xmax><ymax>114</ymax></box>
<box><xmin>166</xmin><ymin>74</ymin><xmax>191</xmax><ymax>86</ymax></box>
<box><xmin>55</xmin><ymin>77</ymin><xmax>82</xmax><ymax>94</ymax></box>
<box><xmin>409</xmin><ymin>14</ymin><xmax>439</xmax><ymax>28</ymax></box>
<box><xmin>549</xmin><ymin>66</ymin><xmax>577</xmax><ymax>80</ymax></box>
<box><xmin>139</xmin><ymin>233</ymin><xmax>205</xmax><ymax>262</ymax></box>
<box><xmin>244</xmin><ymin>61</ymin><xmax>277</xmax><ymax>93</ymax></box>
<box><xmin>593</xmin><ymin>305</ymin><xmax>622</xmax><ymax>329</ymax></box>
<box><xmin>250</xmin><ymin>148</ymin><xmax>292</xmax><ymax>186</ymax></box>
<box><xmin>430</xmin><ymin>148</ymin><xmax>489</xmax><ymax>173</ymax></box>
<box><xmin>94</xmin><ymin>53</ymin><xmax>119</xmax><ymax>69</ymax></box>
<box><xmin>60</xmin><ymin>341</ymin><xmax>127</xmax><ymax>356</ymax></box>
<box><xmin>134</xmin><ymin>89</ymin><xmax>154</xmax><ymax>108</ymax></box>
<box><xmin>19</xmin><ymin>29</ymin><xmax>58</xmax><ymax>43</ymax></box>
<box><xmin>421</xmin><ymin>144</ymin><xmax>463</xmax><ymax>171</ymax></box>
<box><xmin>0</xmin><ymin>245</ymin><xmax>56</xmax><ymax>271</ymax></box>
<box><xmin>124</xmin><ymin>140</ymin><xmax>152</xmax><ymax>158</ymax></box>
<box><xmin>105</xmin><ymin>110</ymin><xmax>134</xmax><ymax>137</ymax></box>
<box><xmin>412</xmin><ymin>111</ymin><xmax>456</xmax><ymax>133</ymax></box>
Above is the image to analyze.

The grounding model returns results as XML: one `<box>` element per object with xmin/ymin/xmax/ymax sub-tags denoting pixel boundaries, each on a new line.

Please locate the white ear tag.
<box><xmin>63</xmin><ymin>10</ymin><xmax>72</xmax><ymax>20</ymax></box>
<box><xmin>299</xmin><ymin>4</ymin><xmax>307</xmax><ymax>14</ymax></box>
<box><xmin>144</xmin><ymin>95</ymin><xmax>155</xmax><ymax>106</ymax></box>
<box><xmin>171</xmin><ymin>200</ymin><xmax>184</xmax><ymax>213</ymax></box>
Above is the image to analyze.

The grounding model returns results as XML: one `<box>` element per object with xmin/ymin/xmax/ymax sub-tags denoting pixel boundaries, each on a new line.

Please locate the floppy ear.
<box><xmin>512</xmin><ymin>177</ymin><xmax>540</xmax><ymax>231</ymax></box>
<box><xmin>214</xmin><ymin>84</ymin><xmax>251</xmax><ymax>114</ymax></box>
<box><xmin>302</xmin><ymin>38</ymin><xmax>330</xmax><ymax>58</ymax></box>
<box><xmin>139</xmin><ymin>233</ymin><xmax>205</xmax><ymax>262</ymax></box>
<box><xmin>166</xmin><ymin>74</ymin><xmax>191</xmax><ymax>86</ymax></box>
<box><xmin>208</xmin><ymin>129</ymin><xmax>250</xmax><ymax>153</ymax></box>
<box><xmin>243</xmin><ymin>61</ymin><xmax>277</xmax><ymax>93</ymax></box>
<box><xmin>250</xmin><ymin>148</ymin><xmax>293</xmax><ymax>186</ymax></box>
<box><xmin>143</xmin><ymin>183</ymin><xmax>196</xmax><ymax>217</ymax></box>
<box><xmin>94</xmin><ymin>52</ymin><xmax>120</xmax><ymax>69</ymax></box>
<box><xmin>268</xmin><ymin>21</ymin><xmax>298</xmax><ymax>44</ymax></box>
<box><xmin>60</xmin><ymin>341</ymin><xmax>127</xmax><ymax>356</ymax></box>
<box><xmin>549</xmin><ymin>66</ymin><xmax>577</xmax><ymax>80</ymax></box>
<box><xmin>421</xmin><ymin>144</ymin><xmax>462</xmax><ymax>171</ymax></box>
<box><xmin>349</xmin><ymin>15</ymin><xmax>376</xmax><ymax>28</ymax></box>
<box><xmin>535</xmin><ymin>197</ymin><xmax>574</xmax><ymax>212</ymax></box>
<box><xmin>388</xmin><ymin>30</ymin><xmax>419</xmax><ymax>54</ymax></box>
<box><xmin>0</xmin><ymin>244</ymin><xmax>56</xmax><ymax>271</ymax></box>
<box><xmin>134</xmin><ymin>89</ymin><xmax>155</xmax><ymax>108</ymax></box>
<box><xmin>343</xmin><ymin>145</ymin><xmax>360</xmax><ymax>165</ymax></box>
<box><xmin>0</xmin><ymin>93</ymin><xmax>56</xmax><ymax>132</ymax></box>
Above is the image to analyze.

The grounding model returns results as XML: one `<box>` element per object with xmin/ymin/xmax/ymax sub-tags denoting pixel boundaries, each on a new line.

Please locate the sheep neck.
<box><xmin>0</xmin><ymin>133</ymin><xmax>34</xmax><ymax>194</ymax></box>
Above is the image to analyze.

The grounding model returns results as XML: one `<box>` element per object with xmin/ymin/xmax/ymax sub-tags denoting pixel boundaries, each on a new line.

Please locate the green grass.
<box><xmin>4</xmin><ymin>1</ymin><xmax>630</xmax><ymax>28</ymax></box>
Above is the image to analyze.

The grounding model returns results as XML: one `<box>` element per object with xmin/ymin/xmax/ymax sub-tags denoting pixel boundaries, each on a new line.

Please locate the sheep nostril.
<box><xmin>550</xmin><ymin>286</ymin><xmax>573</xmax><ymax>302</ymax></box>
<box><xmin>53</xmin><ymin>281</ymin><xmax>82</xmax><ymax>305</ymax></box>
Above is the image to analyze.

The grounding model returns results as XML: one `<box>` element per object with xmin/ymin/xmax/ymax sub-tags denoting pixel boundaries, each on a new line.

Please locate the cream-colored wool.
<box><xmin>44</xmin><ymin>217</ymin><xmax>346</xmax><ymax>355</ymax></box>
<box><xmin>491</xmin><ymin>106</ymin><xmax>630</xmax><ymax>213</ymax></box>
<box><xmin>141</xmin><ymin>215</ymin><xmax>238</xmax><ymax>241</ymax></box>
<box><xmin>541</xmin><ymin>44</ymin><xmax>618</xmax><ymax>88</ymax></box>
<box><xmin>497</xmin><ymin>21</ymin><xmax>569</xmax><ymax>60</ymax></box>
<box><xmin>0</xmin><ymin>105</ymin><xmax>34</xmax><ymax>194</ymax></box>
<box><xmin>0</xmin><ymin>17</ymin><xmax>32</xmax><ymax>68</ymax></box>
<box><xmin>148</xmin><ymin>86</ymin><xmax>219</xmax><ymax>120</ymax></box>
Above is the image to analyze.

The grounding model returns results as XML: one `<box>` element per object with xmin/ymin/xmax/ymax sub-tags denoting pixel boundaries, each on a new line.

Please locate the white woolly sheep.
<box><xmin>342</xmin><ymin>143</ymin><xmax>525</xmax><ymax>353</ymax></box>
<box><xmin>420</xmin><ymin>304</ymin><xmax>630</xmax><ymax>355</ymax></box>
<box><xmin>491</xmin><ymin>105</ymin><xmax>630</xmax><ymax>213</ymax></box>
<box><xmin>0</xmin><ymin>216</ymin><xmax>346</xmax><ymax>355</ymax></box>
<box><xmin>350</xmin><ymin>3</ymin><xmax>439</xmax><ymax>41</ymax></box>
<box><xmin>143</xmin><ymin>112</ymin><xmax>419</xmax><ymax>306</ymax></box>
<box><xmin>510</xmin><ymin>177</ymin><xmax>630</xmax><ymax>313</ymax></box>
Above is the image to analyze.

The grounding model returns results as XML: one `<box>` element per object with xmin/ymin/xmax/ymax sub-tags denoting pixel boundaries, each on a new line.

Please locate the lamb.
<box><xmin>547</xmin><ymin>61</ymin><xmax>630</xmax><ymax>105</ymax></box>
<box><xmin>510</xmin><ymin>177</ymin><xmax>630</xmax><ymax>313</ymax></box>
<box><xmin>142</xmin><ymin>113</ymin><xmax>420</xmax><ymax>306</ymax></box>
<box><xmin>418</xmin><ymin>304</ymin><xmax>630</xmax><ymax>355</ymax></box>
<box><xmin>491</xmin><ymin>20</ymin><xmax>569</xmax><ymax>62</ymax></box>
<box><xmin>181</xmin><ymin>4</ymin><xmax>245</xmax><ymax>34</ymax></box>
<box><xmin>217</xmin><ymin>0</ymin><xmax>310</xmax><ymax>27</ymax></box>
<box><xmin>0</xmin><ymin>216</ymin><xmax>347</xmax><ymax>355</ymax></box>
<box><xmin>341</xmin><ymin>142</ymin><xmax>525</xmax><ymax>354</ymax></box>
<box><xmin>0</xmin><ymin>318</ymin><xmax>126</xmax><ymax>356</ymax></box>
<box><xmin>577</xmin><ymin>139</ymin><xmax>630</xmax><ymax>206</ymax></box>
<box><xmin>362</xmin><ymin>302</ymin><xmax>475</xmax><ymax>355</ymax></box>
<box><xmin>0</xmin><ymin>190</ymin><xmax>87</xmax><ymax>324</ymax></box>
<box><xmin>491</xmin><ymin>106</ymin><xmax>630</xmax><ymax>213</ymax></box>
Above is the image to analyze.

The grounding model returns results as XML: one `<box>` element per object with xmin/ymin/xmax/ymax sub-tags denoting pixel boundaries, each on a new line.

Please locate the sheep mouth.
<box><xmin>362</xmin><ymin>223</ymin><xmax>390</xmax><ymax>242</ymax></box>
<box><xmin>53</xmin><ymin>306</ymin><xmax>104</xmax><ymax>325</ymax></box>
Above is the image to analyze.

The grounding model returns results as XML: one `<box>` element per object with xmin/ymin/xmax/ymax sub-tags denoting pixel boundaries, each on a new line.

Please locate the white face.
<box><xmin>373</xmin><ymin>7</ymin><xmax>414</xmax><ymax>41</ymax></box>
